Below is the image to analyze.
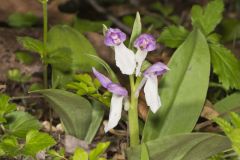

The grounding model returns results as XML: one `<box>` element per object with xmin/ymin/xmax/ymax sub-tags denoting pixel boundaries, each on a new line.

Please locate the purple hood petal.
<box><xmin>92</xmin><ymin>68</ymin><xmax>112</xmax><ymax>88</ymax></box>
<box><xmin>92</xmin><ymin>68</ymin><xmax>128</xmax><ymax>96</ymax></box>
<box><xmin>107</xmin><ymin>83</ymin><xmax>128</xmax><ymax>96</ymax></box>
<box><xmin>144</xmin><ymin>62</ymin><xmax>170</xmax><ymax>76</ymax></box>
<box><xmin>134</xmin><ymin>34</ymin><xmax>156</xmax><ymax>51</ymax></box>
<box><xmin>104</xmin><ymin>28</ymin><xmax>126</xmax><ymax>46</ymax></box>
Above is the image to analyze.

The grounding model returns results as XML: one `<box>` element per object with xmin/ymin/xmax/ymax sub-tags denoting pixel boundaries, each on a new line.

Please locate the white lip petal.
<box><xmin>104</xmin><ymin>94</ymin><xmax>124</xmax><ymax>132</ymax></box>
<box><xmin>114</xmin><ymin>43</ymin><xmax>136</xmax><ymax>75</ymax></box>
<box><xmin>135</xmin><ymin>49</ymin><xmax>148</xmax><ymax>76</ymax></box>
<box><xmin>144</xmin><ymin>76</ymin><xmax>161</xmax><ymax>113</ymax></box>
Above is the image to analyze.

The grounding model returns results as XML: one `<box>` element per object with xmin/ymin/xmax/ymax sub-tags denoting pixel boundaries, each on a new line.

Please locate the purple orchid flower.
<box><xmin>92</xmin><ymin>68</ymin><xmax>128</xmax><ymax>132</ymax></box>
<box><xmin>104</xmin><ymin>28</ymin><xmax>136</xmax><ymax>75</ymax></box>
<box><xmin>136</xmin><ymin>62</ymin><xmax>169</xmax><ymax>113</ymax></box>
<box><xmin>134</xmin><ymin>34</ymin><xmax>157</xmax><ymax>76</ymax></box>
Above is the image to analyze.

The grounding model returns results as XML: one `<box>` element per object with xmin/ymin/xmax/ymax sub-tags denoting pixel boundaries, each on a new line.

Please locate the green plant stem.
<box><xmin>128</xmin><ymin>75</ymin><xmax>140</xmax><ymax>147</ymax></box>
<box><xmin>42</xmin><ymin>1</ymin><xmax>48</xmax><ymax>89</ymax></box>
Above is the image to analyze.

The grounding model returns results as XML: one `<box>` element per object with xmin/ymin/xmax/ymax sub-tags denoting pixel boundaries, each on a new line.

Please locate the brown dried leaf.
<box><xmin>64</xmin><ymin>135</ymin><xmax>89</xmax><ymax>154</ymax></box>
<box><xmin>201</xmin><ymin>100</ymin><xmax>219</xmax><ymax>120</ymax></box>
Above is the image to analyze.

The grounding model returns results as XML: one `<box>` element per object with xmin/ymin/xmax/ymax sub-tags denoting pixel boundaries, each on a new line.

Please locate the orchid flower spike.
<box><xmin>136</xmin><ymin>62</ymin><xmax>169</xmax><ymax>113</ymax></box>
<box><xmin>92</xmin><ymin>68</ymin><xmax>128</xmax><ymax>132</ymax></box>
<box><xmin>104</xmin><ymin>28</ymin><xmax>136</xmax><ymax>75</ymax></box>
<box><xmin>134</xmin><ymin>34</ymin><xmax>156</xmax><ymax>76</ymax></box>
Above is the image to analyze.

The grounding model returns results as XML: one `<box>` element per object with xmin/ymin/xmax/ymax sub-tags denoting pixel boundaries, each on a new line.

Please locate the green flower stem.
<box><xmin>42</xmin><ymin>1</ymin><xmax>48</xmax><ymax>89</ymax></box>
<box><xmin>128</xmin><ymin>75</ymin><xmax>140</xmax><ymax>147</ymax></box>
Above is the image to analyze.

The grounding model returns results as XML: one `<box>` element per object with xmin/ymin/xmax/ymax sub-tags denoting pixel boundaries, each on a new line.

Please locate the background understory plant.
<box><xmin>7</xmin><ymin>0</ymin><xmax>240</xmax><ymax>159</ymax></box>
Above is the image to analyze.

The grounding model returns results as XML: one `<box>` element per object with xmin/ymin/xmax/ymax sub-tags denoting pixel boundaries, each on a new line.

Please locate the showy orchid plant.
<box><xmin>92</xmin><ymin>28</ymin><xmax>169</xmax><ymax>147</ymax></box>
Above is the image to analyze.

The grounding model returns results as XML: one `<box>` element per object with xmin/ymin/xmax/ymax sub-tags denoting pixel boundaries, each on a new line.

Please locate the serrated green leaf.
<box><xmin>73</xmin><ymin>148</ymin><xmax>88</xmax><ymax>160</ymax></box>
<box><xmin>0</xmin><ymin>94</ymin><xmax>16</xmax><ymax>115</ymax></box>
<box><xmin>214</xmin><ymin>117</ymin><xmax>233</xmax><ymax>133</ymax></box>
<box><xmin>158</xmin><ymin>25</ymin><xmax>189</xmax><ymax>48</ymax></box>
<box><xmin>89</xmin><ymin>142</ymin><xmax>110</xmax><ymax>160</ymax></box>
<box><xmin>129</xmin><ymin>12</ymin><xmax>141</xmax><ymax>49</ymax></box>
<box><xmin>17</xmin><ymin>36</ymin><xmax>44</xmax><ymax>56</ymax></box>
<box><xmin>7</xmin><ymin>12</ymin><xmax>38</xmax><ymax>28</ymax></box>
<box><xmin>15</xmin><ymin>51</ymin><xmax>34</xmax><ymax>65</ymax></box>
<box><xmin>128</xmin><ymin>133</ymin><xmax>231</xmax><ymax>160</ymax></box>
<box><xmin>0</xmin><ymin>136</ymin><xmax>19</xmax><ymax>157</ymax></box>
<box><xmin>7</xmin><ymin>69</ymin><xmax>31</xmax><ymax>83</ymax></box>
<box><xmin>209</xmin><ymin>44</ymin><xmax>240</xmax><ymax>90</ymax></box>
<box><xmin>74</xmin><ymin>74</ymin><xmax>93</xmax><ymax>87</ymax></box>
<box><xmin>191</xmin><ymin>0</ymin><xmax>224</xmax><ymax>35</ymax></box>
<box><xmin>230</xmin><ymin>112</ymin><xmax>240</xmax><ymax>128</ymax></box>
<box><xmin>5</xmin><ymin>111</ymin><xmax>41</xmax><ymax>138</ymax></box>
<box><xmin>143</xmin><ymin>29</ymin><xmax>210</xmax><ymax>141</ymax></box>
<box><xmin>23</xmin><ymin>130</ymin><xmax>56</xmax><ymax>157</ymax></box>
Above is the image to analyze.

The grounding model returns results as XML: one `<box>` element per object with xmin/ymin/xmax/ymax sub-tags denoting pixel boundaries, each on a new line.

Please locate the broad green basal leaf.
<box><xmin>34</xmin><ymin>89</ymin><xmax>104</xmax><ymax>143</ymax></box>
<box><xmin>84</xmin><ymin>101</ymin><xmax>104</xmax><ymax>143</ymax></box>
<box><xmin>214</xmin><ymin>92</ymin><xmax>240</xmax><ymax>113</ymax></box>
<box><xmin>128</xmin><ymin>133</ymin><xmax>231</xmax><ymax>160</ymax></box>
<box><xmin>34</xmin><ymin>89</ymin><xmax>92</xmax><ymax>139</ymax></box>
<box><xmin>143</xmin><ymin>29</ymin><xmax>210</xmax><ymax>141</ymax></box>
<box><xmin>47</xmin><ymin>25</ymin><xmax>102</xmax><ymax>71</ymax></box>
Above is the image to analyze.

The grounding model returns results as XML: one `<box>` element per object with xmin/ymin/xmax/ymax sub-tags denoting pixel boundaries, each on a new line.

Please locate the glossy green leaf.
<box><xmin>214</xmin><ymin>92</ymin><xmax>240</xmax><ymax>113</ymax></box>
<box><xmin>128</xmin><ymin>133</ymin><xmax>231</xmax><ymax>160</ymax></box>
<box><xmin>5</xmin><ymin>111</ymin><xmax>41</xmax><ymax>138</ymax></box>
<box><xmin>17</xmin><ymin>36</ymin><xmax>44</xmax><ymax>56</ymax></box>
<box><xmin>191</xmin><ymin>0</ymin><xmax>224</xmax><ymax>35</ymax></box>
<box><xmin>7</xmin><ymin>12</ymin><xmax>38</xmax><ymax>28</ymax></box>
<box><xmin>129</xmin><ymin>12</ymin><xmax>141</xmax><ymax>49</ymax></box>
<box><xmin>22</xmin><ymin>130</ymin><xmax>56</xmax><ymax>156</ymax></box>
<box><xmin>210</xmin><ymin>44</ymin><xmax>240</xmax><ymax>90</ymax></box>
<box><xmin>34</xmin><ymin>89</ymin><xmax>92</xmax><ymax>139</ymax></box>
<box><xmin>158</xmin><ymin>25</ymin><xmax>189</xmax><ymax>48</ymax></box>
<box><xmin>143</xmin><ymin>29</ymin><xmax>210</xmax><ymax>141</ymax></box>
<box><xmin>47</xmin><ymin>25</ymin><xmax>102</xmax><ymax>71</ymax></box>
<box><xmin>73</xmin><ymin>148</ymin><xmax>88</xmax><ymax>160</ymax></box>
<box><xmin>84</xmin><ymin>101</ymin><xmax>105</xmax><ymax>143</ymax></box>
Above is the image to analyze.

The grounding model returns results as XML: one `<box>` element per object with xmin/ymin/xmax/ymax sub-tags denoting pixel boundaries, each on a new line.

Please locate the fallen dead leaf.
<box><xmin>64</xmin><ymin>134</ymin><xmax>89</xmax><ymax>154</ymax></box>
<box><xmin>201</xmin><ymin>100</ymin><xmax>219</xmax><ymax>120</ymax></box>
